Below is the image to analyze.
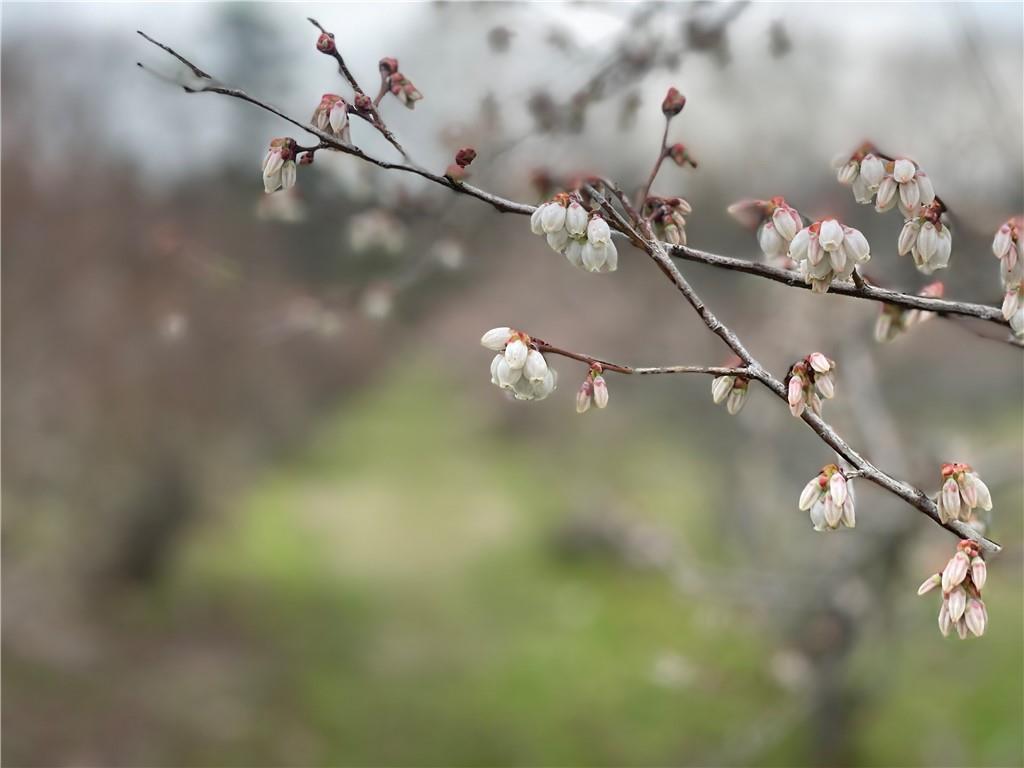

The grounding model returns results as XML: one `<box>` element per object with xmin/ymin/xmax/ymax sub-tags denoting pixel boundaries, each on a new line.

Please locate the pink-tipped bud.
<box><xmin>787</xmin><ymin>375</ymin><xmax>804</xmax><ymax>408</ymax></box>
<box><xmin>379</xmin><ymin>57</ymin><xmax>399</xmax><ymax>76</ymax></box>
<box><xmin>661</xmin><ymin>87</ymin><xmax>686</xmax><ymax>117</ymax></box>
<box><xmin>592</xmin><ymin>375</ymin><xmax>609</xmax><ymax>409</ymax></box>
<box><xmin>316</xmin><ymin>32</ymin><xmax>336</xmax><ymax>54</ymax></box>
<box><xmin>917</xmin><ymin>573</ymin><xmax>941</xmax><ymax>596</ymax></box>
<box><xmin>947</xmin><ymin>585</ymin><xmax>967</xmax><ymax>622</ymax></box>
<box><xmin>964</xmin><ymin>598</ymin><xmax>987</xmax><ymax>637</ymax></box>
<box><xmin>445</xmin><ymin>163</ymin><xmax>466</xmax><ymax>182</ymax></box>
<box><xmin>576</xmin><ymin>378</ymin><xmax>593</xmax><ymax>414</ymax></box>
<box><xmin>970</xmin><ymin>556</ymin><xmax>987</xmax><ymax>590</ymax></box>
<box><xmin>938</xmin><ymin>600</ymin><xmax>952</xmax><ymax>637</ymax></box>
<box><xmin>938</xmin><ymin>477</ymin><xmax>961</xmax><ymax>524</ymax></box>
<box><xmin>941</xmin><ymin>551</ymin><xmax>970</xmax><ymax>594</ymax></box>
<box><xmin>807</xmin><ymin>352</ymin><xmax>830</xmax><ymax>374</ymax></box>
<box><xmin>829</xmin><ymin>472</ymin><xmax>847</xmax><ymax>508</ymax></box>
<box><xmin>354</xmin><ymin>93</ymin><xmax>373</xmax><ymax>111</ymax></box>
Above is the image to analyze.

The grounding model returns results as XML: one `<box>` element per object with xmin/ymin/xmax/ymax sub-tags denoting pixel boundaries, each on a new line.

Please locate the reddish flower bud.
<box><xmin>354</xmin><ymin>93</ymin><xmax>372</xmax><ymax>111</ymax></box>
<box><xmin>379</xmin><ymin>57</ymin><xmax>399</xmax><ymax>77</ymax></box>
<box><xmin>661</xmin><ymin>87</ymin><xmax>686</xmax><ymax>117</ymax></box>
<box><xmin>299</xmin><ymin>152</ymin><xmax>315</xmax><ymax>165</ymax></box>
<box><xmin>668</xmin><ymin>143</ymin><xmax>697</xmax><ymax>168</ymax></box>
<box><xmin>455</xmin><ymin>147</ymin><xmax>477</xmax><ymax>168</ymax></box>
<box><xmin>316</xmin><ymin>32</ymin><xmax>336</xmax><ymax>54</ymax></box>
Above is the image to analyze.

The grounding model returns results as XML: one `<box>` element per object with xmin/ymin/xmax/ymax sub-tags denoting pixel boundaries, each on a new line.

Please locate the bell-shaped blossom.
<box><xmin>919</xmin><ymin>540</ymin><xmax>988</xmax><ymax>639</ymax></box>
<box><xmin>727</xmin><ymin>196</ymin><xmax>802</xmax><ymax>268</ymax></box>
<box><xmin>993</xmin><ymin>215</ymin><xmax>1023</xmax><ymax>285</ymax></box>
<box><xmin>789</xmin><ymin>219</ymin><xmax>870</xmax><ymax>293</ymax></box>
<box><xmin>798</xmin><ymin>464</ymin><xmax>855</xmax><ymax>531</ymax></box>
<box><xmin>576</xmin><ymin>367</ymin><xmax>610</xmax><ymax>413</ymax></box>
<box><xmin>787</xmin><ymin>354</ymin><xmax>835</xmax><ymax>417</ymax></box>
<box><xmin>936</xmin><ymin>462</ymin><xmax>993</xmax><ymax>524</ymax></box>
<box><xmin>262</xmin><ymin>137</ymin><xmax>299</xmax><ymax>194</ymax></box>
<box><xmin>873</xmin><ymin>157</ymin><xmax>936</xmax><ymax>216</ymax></box>
<box><xmin>835</xmin><ymin>144</ymin><xmax>886</xmax><ymax>204</ymax></box>
<box><xmin>481</xmin><ymin>328</ymin><xmax>558</xmax><ymax>401</ymax></box>
<box><xmin>710</xmin><ymin>362</ymin><xmax>750</xmax><ymax>416</ymax></box>
<box><xmin>899</xmin><ymin>206</ymin><xmax>952</xmax><ymax>274</ymax></box>
<box><xmin>532</xmin><ymin>196</ymin><xmax>618</xmax><ymax>273</ymax></box>
<box><xmin>311</xmin><ymin>94</ymin><xmax>352</xmax><ymax>143</ymax></box>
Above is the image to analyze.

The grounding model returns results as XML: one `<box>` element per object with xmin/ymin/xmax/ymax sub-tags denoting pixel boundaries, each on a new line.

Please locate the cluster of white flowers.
<box><xmin>789</xmin><ymin>219</ymin><xmax>870</xmax><ymax>293</ymax></box>
<box><xmin>311</xmin><ymin>93</ymin><xmax>352</xmax><ymax>143</ymax></box>
<box><xmin>648</xmin><ymin>196</ymin><xmax>692</xmax><ymax>246</ymax></box>
<box><xmin>710</xmin><ymin>373</ymin><xmax>749</xmax><ymax>415</ymax></box>
<box><xmin>262</xmin><ymin>137</ymin><xmax>299</xmax><ymax>194</ymax></box>
<box><xmin>875</xmin><ymin>158</ymin><xmax>936</xmax><ymax>216</ymax></box>
<box><xmin>918</xmin><ymin>540</ymin><xmax>988</xmax><ymax>639</ymax></box>
<box><xmin>874</xmin><ymin>282</ymin><xmax>944</xmax><ymax>343</ymax></box>
<box><xmin>937</xmin><ymin>462</ymin><xmax>993</xmax><ymax>524</ymax></box>
<box><xmin>726</xmin><ymin>197</ymin><xmax>803</xmax><ymax>268</ymax></box>
<box><xmin>531</xmin><ymin>195</ymin><xmax>618</xmax><ymax>273</ymax></box>
<box><xmin>575</xmin><ymin>368</ymin><xmax>609</xmax><ymax>413</ymax></box>
<box><xmin>835</xmin><ymin>145</ymin><xmax>886</xmax><ymax>204</ymax></box>
<box><xmin>481</xmin><ymin>327</ymin><xmax>558</xmax><ymax>401</ymax></box>
<box><xmin>993</xmin><ymin>216</ymin><xmax>1024</xmax><ymax>336</ymax></box>
<box><xmin>898</xmin><ymin>208</ymin><xmax>952</xmax><ymax>274</ymax></box>
<box><xmin>787</xmin><ymin>353</ymin><xmax>835</xmax><ymax>418</ymax></box>
<box><xmin>798</xmin><ymin>464</ymin><xmax>855</xmax><ymax>531</ymax></box>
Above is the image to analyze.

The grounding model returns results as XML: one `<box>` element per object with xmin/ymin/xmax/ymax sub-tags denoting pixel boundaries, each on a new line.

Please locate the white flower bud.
<box><xmin>772</xmin><ymin>207</ymin><xmax>800</xmax><ymax>241</ymax></box>
<box><xmin>956</xmin><ymin>616</ymin><xmax>969</xmax><ymax>640</ymax></box>
<box><xmin>587</xmin><ymin>216</ymin><xmax>611</xmax><ymax>246</ymax></box>
<box><xmin>874</xmin><ymin>312</ymin><xmax>893</xmax><ymax>343</ymax></box>
<box><xmin>1011</xmin><ymin>306</ymin><xmax>1024</xmax><ymax>335</ymax></box>
<box><xmin>711</xmin><ymin>375</ymin><xmax>734</xmax><ymax>405</ymax></box>
<box><xmin>495</xmin><ymin>356</ymin><xmax>521</xmax><ymax>388</ymax></box>
<box><xmin>916</xmin><ymin>172</ymin><xmax>935</xmax><ymax>204</ymax></box>
<box><xmin>898</xmin><ymin>220</ymin><xmax>920</xmax><ymax>256</ymax></box>
<box><xmin>565</xmin><ymin>202</ymin><xmax>588</xmax><ymax>237</ymax></box>
<box><xmin>843</xmin><ymin>227</ymin><xmax>870</xmax><ymax>265</ymax></box>
<box><xmin>851</xmin><ymin>175</ymin><xmax>873</xmax><ymax>204</ymax></box>
<box><xmin>530</xmin><ymin>205</ymin><xmax>546</xmax><ymax>235</ymax></box>
<box><xmin>938</xmin><ymin>477</ymin><xmax>961</xmax><ymax>524</ymax></box>
<box><xmin>504</xmin><ymin>338</ymin><xmax>528</xmax><ymax>370</ymax></box>
<box><xmin>490</xmin><ymin>354</ymin><xmax>503</xmax><ymax>385</ymax></box>
<box><xmin>576</xmin><ymin>378</ymin><xmax>593</xmax><ymax>414</ymax></box>
<box><xmin>829</xmin><ymin>472</ymin><xmax>847</xmax><ymax>508</ymax></box>
<box><xmin>816</xmin><ymin>372</ymin><xmax>835</xmax><ymax>400</ymax></box>
<box><xmin>788</xmin><ymin>228</ymin><xmax>810</xmax><ymax>262</ymax></box>
<box><xmin>799</xmin><ymin>476</ymin><xmax>823</xmax><ymax>511</ymax></box>
<box><xmin>970</xmin><ymin>556</ymin><xmax>987</xmax><ymax>591</ymax></box>
<box><xmin>893</xmin><ymin>158</ymin><xmax>916</xmax><ymax>184</ymax></box>
<box><xmin>875</xmin><ymin>177</ymin><xmax>898</xmax><ymax>212</ymax></box>
<box><xmin>823</xmin><ymin>495</ymin><xmax>843</xmax><ymax>528</ymax></box>
<box><xmin>524</xmin><ymin>349</ymin><xmax>549</xmax><ymax>383</ymax></box>
<box><xmin>788</xmin><ymin>376</ymin><xmax>804</xmax><ymax>410</ymax></box>
<box><xmin>965</xmin><ymin>598</ymin><xmax>987</xmax><ymax>637</ymax></box>
<box><xmin>808</xmin><ymin>352</ymin><xmax>831</xmax><ymax>374</ymax></box>
<box><xmin>564</xmin><ymin>239</ymin><xmax>584</xmax><ymax>269</ymax></box>
<box><xmin>967</xmin><ymin>472</ymin><xmax>992</xmax><ymax>511</ymax></box>
<box><xmin>726</xmin><ymin>386</ymin><xmax>747</xmax><ymax>415</ymax></box>
<box><xmin>899</xmin><ymin>178</ymin><xmax>920</xmax><ymax>210</ymax></box>
<box><xmin>541</xmin><ymin>201</ymin><xmax>567</xmax><ymax>234</ymax></box>
<box><xmin>993</xmin><ymin>225</ymin><xmax>1013</xmax><ymax>259</ymax></box>
<box><xmin>942</xmin><ymin>550</ymin><xmax>970</xmax><ymax>593</ymax></box>
<box><xmin>947</xmin><ymin>585</ymin><xmax>966</xmax><ymax>622</ymax></box>
<box><xmin>809</xmin><ymin>499</ymin><xmax>827</xmax><ymax>531</ymax></box>
<box><xmin>592</xmin><ymin>375</ymin><xmax>609</xmax><ymax>408</ymax></box>
<box><xmin>917</xmin><ymin>222</ymin><xmax>938</xmax><ymax>260</ymax></box>
<box><xmin>532</xmin><ymin>368</ymin><xmax>557</xmax><ymax>400</ymax></box>
<box><xmin>1002</xmin><ymin>286</ymin><xmax>1021</xmax><ymax>321</ymax></box>
<box><xmin>860</xmin><ymin>154</ymin><xmax>885</xmax><ymax>188</ymax></box>
<box><xmin>818</xmin><ymin>219</ymin><xmax>844</xmax><ymax>251</ymax></box>
<box><xmin>546</xmin><ymin>228</ymin><xmax>569</xmax><ymax>253</ymax></box>
<box><xmin>841</xmin><ymin>494</ymin><xmax>856</xmax><ymax>528</ymax></box>
<box><xmin>603</xmin><ymin>239</ymin><xmax>619</xmax><ymax>272</ymax></box>
<box><xmin>938</xmin><ymin>600</ymin><xmax>951</xmax><ymax>637</ymax></box>
<box><xmin>481</xmin><ymin>327</ymin><xmax>512</xmax><ymax>351</ymax></box>
<box><xmin>837</xmin><ymin>160</ymin><xmax>859</xmax><ymax>185</ymax></box>
<box><xmin>759</xmin><ymin>222</ymin><xmax>786</xmax><ymax>259</ymax></box>
<box><xmin>958</xmin><ymin>473</ymin><xmax>978</xmax><ymax>509</ymax></box>
<box><xmin>807</xmin><ymin>236</ymin><xmax>824</xmax><ymax>266</ymax></box>
<box><xmin>581</xmin><ymin>242</ymin><xmax>607</xmax><ymax>273</ymax></box>
<box><xmin>917</xmin><ymin>573</ymin><xmax>941</xmax><ymax>596</ymax></box>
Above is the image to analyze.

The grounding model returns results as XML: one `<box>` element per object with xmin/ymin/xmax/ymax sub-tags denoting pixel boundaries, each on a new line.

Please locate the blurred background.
<box><xmin>3</xmin><ymin>2</ymin><xmax>1023</xmax><ymax>766</ymax></box>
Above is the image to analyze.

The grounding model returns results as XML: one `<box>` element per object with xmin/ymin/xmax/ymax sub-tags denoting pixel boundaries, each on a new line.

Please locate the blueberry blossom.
<box><xmin>936</xmin><ymin>462</ymin><xmax>993</xmax><ymax>525</ymax></box>
<box><xmin>918</xmin><ymin>540</ymin><xmax>989</xmax><ymax>639</ymax></box>
<box><xmin>262</xmin><ymin>137</ymin><xmax>299</xmax><ymax>194</ymax></box>
<box><xmin>788</xmin><ymin>219</ymin><xmax>870</xmax><ymax>293</ymax></box>
<box><xmin>532</xmin><ymin>194</ymin><xmax>618</xmax><ymax>273</ymax></box>
<box><xmin>727</xmin><ymin>196</ymin><xmax>803</xmax><ymax>268</ymax></box>
<box><xmin>898</xmin><ymin>203</ymin><xmax>952</xmax><ymax>274</ymax></box>
<box><xmin>481</xmin><ymin>327</ymin><xmax>558</xmax><ymax>401</ymax></box>
<box><xmin>798</xmin><ymin>463</ymin><xmax>856</xmax><ymax>531</ymax></box>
